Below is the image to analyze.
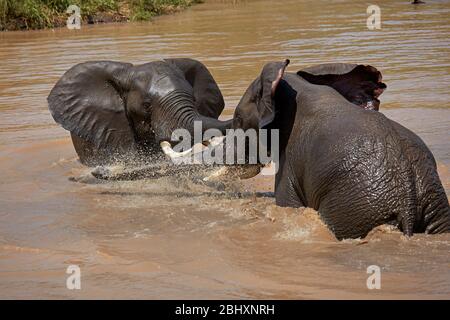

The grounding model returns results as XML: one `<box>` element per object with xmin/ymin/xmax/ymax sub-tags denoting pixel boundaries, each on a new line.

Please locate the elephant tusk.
<box><xmin>203</xmin><ymin>166</ymin><xmax>229</xmax><ymax>181</ymax></box>
<box><xmin>160</xmin><ymin>139</ymin><xmax>218</xmax><ymax>160</ymax></box>
<box><xmin>203</xmin><ymin>164</ymin><xmax>263</xmax><ymax>182</ymax></box>
<box><xmin>202</xmin><ymin>136</ymin><xmax>225</xmax><ymax>148</ymax></box>
<box><xmin>160</xmin><ymin>141</ymin><xmax>193</xmax><ymax>159</ymax></box>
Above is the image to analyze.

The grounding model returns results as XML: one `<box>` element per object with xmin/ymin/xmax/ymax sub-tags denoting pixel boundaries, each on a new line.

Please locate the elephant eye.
<box><xmin>143</xmin><ymin>100</ymin><xmax>152</xmax><ymax>111</ymax></box>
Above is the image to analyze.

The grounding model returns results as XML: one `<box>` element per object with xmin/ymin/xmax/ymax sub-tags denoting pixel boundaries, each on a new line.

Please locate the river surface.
<box><xmin>0</xmin><ymin>0</ymin><xmax>449</xmax><ymax>299</ymax></box>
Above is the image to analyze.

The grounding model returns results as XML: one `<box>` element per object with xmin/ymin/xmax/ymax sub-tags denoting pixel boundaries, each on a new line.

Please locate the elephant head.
<box><xmin>232</xmin><ymin>59</ymin><xmax>291</xmax><ymax>132</ymax></box>
<box><xmin>297</xmin><ymin>63</ymin><xmax>386</xmax><ymax>110</ymax></box>
<box><xmin>48</xmin><ymin>58</ymin><xmax>232</xmax><ymax>165</ymax></box>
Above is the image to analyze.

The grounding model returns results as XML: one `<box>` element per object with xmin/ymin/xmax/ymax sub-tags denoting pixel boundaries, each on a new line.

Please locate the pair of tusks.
<box><xmin>160</xmin><ymin>136</ymin><xmax>225</xmax><ymax>160</ymax></box>
<box><xmin>159</xmin><ymin>137</ymin><xmax>263</xmax><ymax>181</ymax></box>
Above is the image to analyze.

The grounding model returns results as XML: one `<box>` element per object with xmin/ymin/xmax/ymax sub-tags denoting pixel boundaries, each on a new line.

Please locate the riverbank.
<box><xmin>0</xmin><ymin>0</ymin><xmax>202</xmax><ymax>31</ymax></box>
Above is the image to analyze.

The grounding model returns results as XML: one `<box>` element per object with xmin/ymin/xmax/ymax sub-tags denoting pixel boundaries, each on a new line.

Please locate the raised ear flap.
<box><xmin>48</xmin><ymin>61</ymin><xmax>136</xmax><ymax>151</ymax></box>
<box><xmin>297</xmin><ymin>63</ymin><xmax>386</xmax><ymax>110</ymax></box>
<box><xmin>258</xmin><ymin>59</ymin><xmax>290</xmax><ymax>128</ymax></box>
<box><xmin>164</xmin><ymin>58</ymin><xmax>225</xmax><ymax>119</ymax></box>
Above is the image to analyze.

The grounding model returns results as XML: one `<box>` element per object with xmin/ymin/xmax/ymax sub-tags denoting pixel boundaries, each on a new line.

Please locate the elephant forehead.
<box><xmin>134</xmin><ymin>61</ymin><xmax>184</xmax><ymax>79</ymax></box>
<box><xmin>300</xmin><ymin>63</ymin><xmax>358</xmax><ymax>75</ymax></box>
<box><xmin>152</xmin><ymin>74</ymin><xmax>193</xmax><ymax>97</ymax></box>
<box><xmin>131</xmin><ymin>62</ymin><xmax>192</xmax><ymax>97</ymax></box>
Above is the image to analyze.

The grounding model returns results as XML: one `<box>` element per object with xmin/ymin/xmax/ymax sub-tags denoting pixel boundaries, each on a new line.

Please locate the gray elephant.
<box><xmin>231</xmin><ymin>60</ymin><xmax>450</xmax><ymax>239</ymax></box>
<box><xmin>48</xmin><ymin>58</ymin><xmax>232</xmax><ymax>166</ymax></box>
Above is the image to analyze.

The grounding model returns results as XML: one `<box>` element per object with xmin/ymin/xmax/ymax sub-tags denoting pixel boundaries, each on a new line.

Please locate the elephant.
<box><xmin>230</xmin><ymin>59</ymin><xmax>450</xmax><ymax>239</ymax></box>
<box><xmin>48</xmin><ymin>58</ymin><xmax>232</xmax><ymax>166</ymax></box>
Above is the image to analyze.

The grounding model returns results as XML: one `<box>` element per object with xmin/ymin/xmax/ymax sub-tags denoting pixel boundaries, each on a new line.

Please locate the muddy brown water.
<box><xmin>0</xmin><ymin>0</ymin><xmax>449</xmax><ymax>299</ymax></box>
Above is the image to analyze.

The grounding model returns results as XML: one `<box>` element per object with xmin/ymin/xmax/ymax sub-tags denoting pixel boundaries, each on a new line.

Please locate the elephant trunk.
<box><xmin>154</xmin><ymin>91</ymin><xmax>265</xmax><ymax>182</ymax></box>
<box><xmin>195</xmin><ymin>114</ymin><xmax>233</xmax><ymax>136</ymax></box>
<box><xmin>154</xmin><ymin>90</ymin><xmax>232</xmax><ymax>156</ymax></box>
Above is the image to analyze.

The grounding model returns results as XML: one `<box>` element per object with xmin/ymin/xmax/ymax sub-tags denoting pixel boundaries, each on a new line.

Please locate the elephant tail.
<box><xmin>397</xmin><ymin>169</ymin><xmax>418</xmax><ymax>237</ymax></box>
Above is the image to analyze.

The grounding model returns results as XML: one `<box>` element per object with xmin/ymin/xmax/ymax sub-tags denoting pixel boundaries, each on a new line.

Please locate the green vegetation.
<box><xmin>0</xmin><ymin>0</ymin><xmax>202</xmax><ymax>31</ymax></box>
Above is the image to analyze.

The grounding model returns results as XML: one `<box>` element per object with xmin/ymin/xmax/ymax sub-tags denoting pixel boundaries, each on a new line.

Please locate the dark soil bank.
<box><xmin>0</xmin><ymin>0</ymin><xmax>202</xmax><ymax>31</ymax></box>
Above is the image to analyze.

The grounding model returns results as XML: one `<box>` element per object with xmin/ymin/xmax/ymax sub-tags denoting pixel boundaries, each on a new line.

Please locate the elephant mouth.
<box><xmin>355</xmin><ymin>82</ymin><xmax>386</xmax><ymax>111</ymax></box>
<box><xmin>361</xmin><ymin>98</ymin><xmax>380</xmax><ymax>110</ymax></box>
<box><xmin>363</xmin><ymin>82</ymin><xmax>386</xmax><ymax>110</ymax></box>
<box><xmin>373</xmin><ymin>86</ymin><xmax>385</xmax><ymax>97</ymax></box>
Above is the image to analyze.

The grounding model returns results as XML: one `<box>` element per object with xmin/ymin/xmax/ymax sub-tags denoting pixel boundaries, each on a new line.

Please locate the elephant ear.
<box><xmin>48</xmin><ymin>61</ymin><xmax>135</xmax><ymax>151</ymax></box>
<box><xmin>164</xmin><ymin>58</ymin><xmax>225</xmax><ymax>119</ymax></box>
<box><xmin>297</xmin><ymin>63</ymin><xmax>386</xmax><ymax>110</ymax></box>
<box><xmin>258</xmin><ymin>59</ymin><xmax>290</xmax><ymax>128</ymax></box>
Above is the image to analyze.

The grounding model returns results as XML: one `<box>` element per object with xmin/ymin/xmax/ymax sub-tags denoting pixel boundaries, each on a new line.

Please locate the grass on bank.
<box><xmin>0</xmin><ymin>0</ymin><xmax>202</xmax><ymax>31</ymax></box>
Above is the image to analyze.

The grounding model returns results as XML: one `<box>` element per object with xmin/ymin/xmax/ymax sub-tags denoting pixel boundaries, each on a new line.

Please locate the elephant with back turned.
<box><xmin>231</xmin><ymin>59</ymin><xmax>450</xmax><ymax>239</ymax></box>
<box><xmin>48</xmin><ymin>58</ymin><xmax>232</xmax><ymax>166</ymax></box>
